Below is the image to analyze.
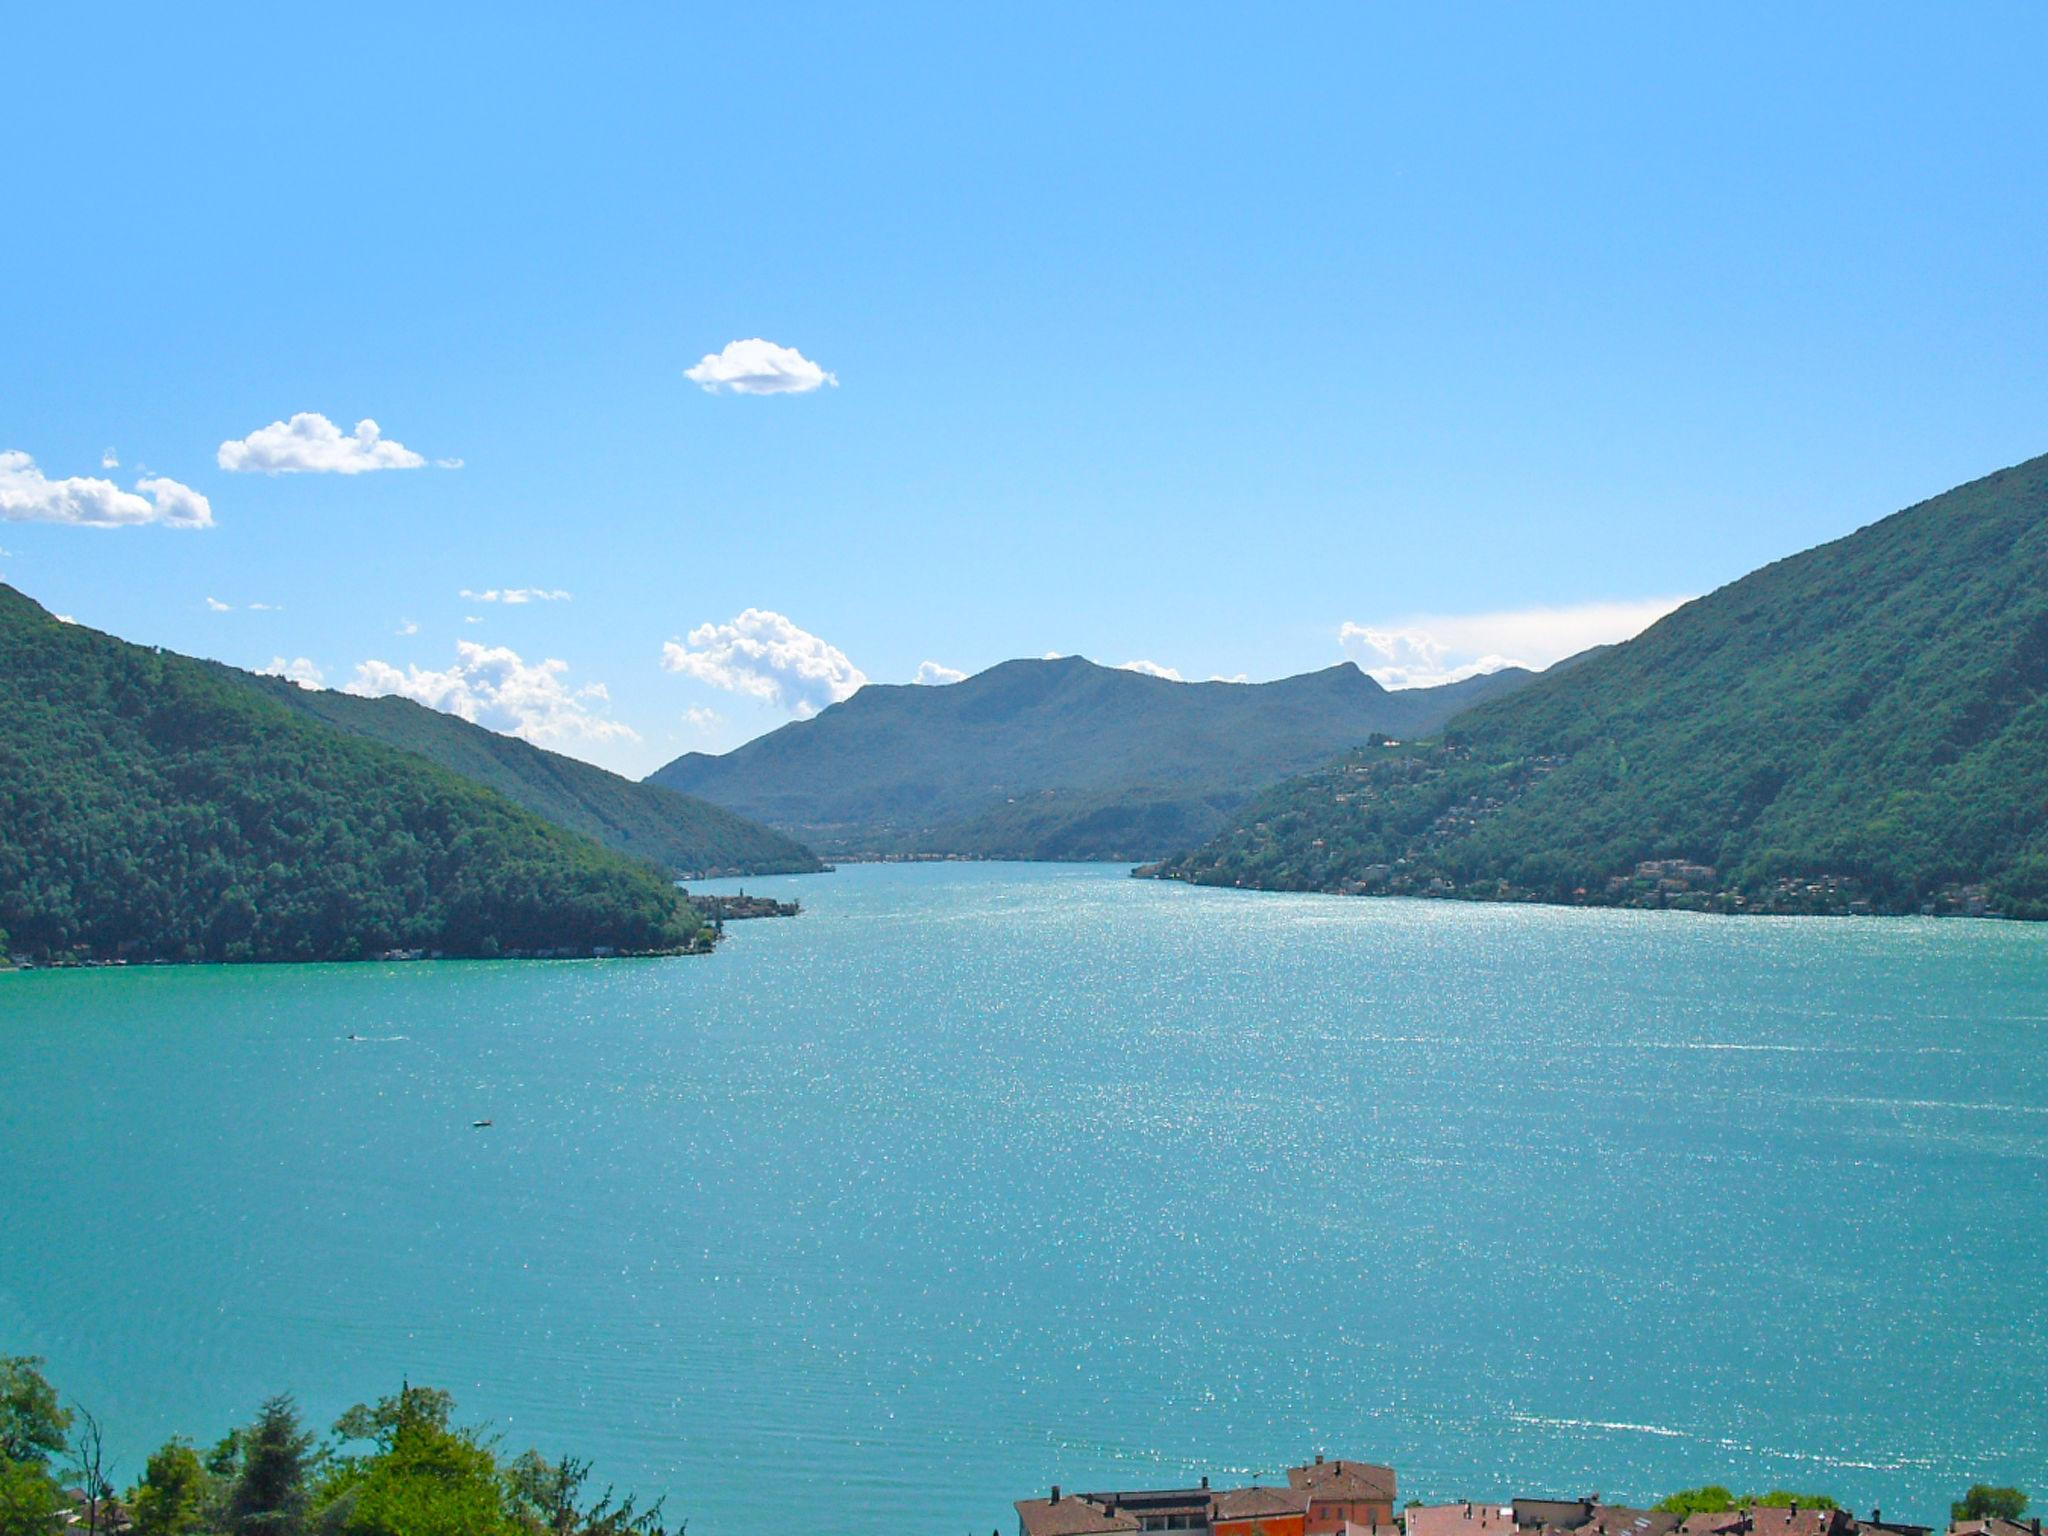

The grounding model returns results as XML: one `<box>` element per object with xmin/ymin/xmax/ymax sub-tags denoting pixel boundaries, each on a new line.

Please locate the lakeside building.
<box><xmin>1020</xmin><ymin>1471</ymin><xmax>1996</xmax><ymax>1536</ymax></box>
<box><xmin>1017</xmin><ymin>1458</ymin><xmax>1396</xmax><ymax>1536</ymax></box>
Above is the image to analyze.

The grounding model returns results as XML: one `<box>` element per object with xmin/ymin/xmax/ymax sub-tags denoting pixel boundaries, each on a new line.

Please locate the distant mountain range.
<box><xmin>647</xmin><ymin>656</ymin><xmax>1537</xmax><ymax>859</ymax></box>
<box><xmin>1156</xmin><ymin>452</ymin><xmax>2048</xmax><ymax>919</ymax></box>
<box><xmin>0</xmin><ymin>585</ymin><xmax>710</xmax><ymax>963</ymax></box>
<box><xmin>226</xmin><ymin>667</ymin><xmax>822</xmax><ymax>878</ymax></box>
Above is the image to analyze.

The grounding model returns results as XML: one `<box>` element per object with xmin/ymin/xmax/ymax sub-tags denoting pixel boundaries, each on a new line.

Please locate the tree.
<box><xmin>0</xmin><ymin>1456</ymin><xmax>63</xmax><ymax>1536</ymax></box>
<box><xmin>0</xmin><ymin>1356</ymin><xmax>71</xmax><ymax>1465</ymax></box>
<box><xmin>317</xmin><ymin>1394</ymin><xmax>515</xmax><ymax>1536</ymax></box>
<box><xmin>1953</xmin><ymin>1489</ymin><xmax>2029</xmax><ymax>1524</ymax></box>
<box><xmin>227</xmin><ymin>1396</ymin><xmax>315</xmax><ymax>1536</ymax></box>
<box><xmin>130</xmin><ymin>1439</ymin><xmax>210</xmax><ymax>1536</ymax></box>
<box><xmin>1751</xmin><ymin>1494</ymin><xmax>1840</xmax><ymax>1512</ymax></box>
<box><xmin>507</xmin><ymin>1451</ymin><xmax>671</xmax><ymax>1536</ymax></box>
<box><xmin>1656</xmin><ymin>1489</ymin><xmax>1737</xmax><ymax>1518</ymax></box>
<box><xmin>66</xmin><ymin>1405</ymin><xmax>115</xmax><ymax>1536</ymax></box>
<box><xmin>331</xmin><ymin>1386</ymin><xmax>454</xmax><ymax>1454</ymax></box>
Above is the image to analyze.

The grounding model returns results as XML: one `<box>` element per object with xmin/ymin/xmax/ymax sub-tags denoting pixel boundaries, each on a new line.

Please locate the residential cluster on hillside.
<box><xmin>1014</xmin><ymin>1463</ymin><xmax>2036</xmax><ymax>1536</ymax></box>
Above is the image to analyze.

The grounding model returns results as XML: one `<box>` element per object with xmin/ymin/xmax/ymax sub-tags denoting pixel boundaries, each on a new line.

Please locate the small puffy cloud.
<box><xmin>1339</xmin><ymin>597</ymin><xmax>1690</xmax><ymax>688</ymax></box>
<box><xmin>101</xmin><ymin>448</ymin><xmax>119</xmax><ymax>469</ymax></box>
<box><xmin>259</xmin><ymin>656</ymin><xmax>325</xmax><ymax>689</ymax></box>
<box><xmin>684</xmin><ymin>705</ymin><xmax>723</xmax><ymax>732</ymax></box>
<box><xmin>460</xmin><ymin>587</ymin><xmax>571</xmax><ymax>604</ymax></box>
<box><xmin>685</xmin><ymin>338</ymin><xmax>838</xmax><ymax>396</ymax></box>
<box><xmin>345</xmin><ymin>641</ymin><xmax>636</xmax><ymax>747</ymax></box>
<box><xmin>0</xmin><ymin>451</ymin><xmax>213</xmax><ymax>529</ymax></box>
<box><xmin>913</xmin><ymin>660</ymin><xmax>966</xmax><ymax>685</ymax></box>
<box><xmin>436</xmin><ymin>457</ymin><xmax>464</xmax><ymax>470</ymax></box>
<box><xmin>1208</xmin><ymin>673</ymin><xmax>1249</xmax><ymax>684</ymax></box>
<box><xmin>661</xmin><ymin>608</ymin><xmax>866</xmax><ymax>717</ymax></box>
<box><xmin>205</xmin><ymin>596</ymin><xmax>232</xmax><ymax>612</ymax></box>
<box><xmin>397</xmin><ymin>619</ymin><xmax>419</xmax><ymax>636</ymax></box>
<box><xmin>217</xmin><ymin>413</ymin><xmax>426</xmax><ymax>474</ymax></box>
<box><xmin>1118</xmin><ymin>658</ymin><xmax>1183</xmax><ymax>681</ymax></box>
<box><xmin>247</xmin><ymin>601</ymin><xmax>282</xmax><ymax>612</ymax></box>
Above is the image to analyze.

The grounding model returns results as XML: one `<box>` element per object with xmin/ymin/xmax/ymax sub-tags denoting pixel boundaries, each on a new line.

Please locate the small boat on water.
<box><xmin>472</xmin><ymin>1119</ymin><xmax>493</xmax><ymax>1128</ymax></box>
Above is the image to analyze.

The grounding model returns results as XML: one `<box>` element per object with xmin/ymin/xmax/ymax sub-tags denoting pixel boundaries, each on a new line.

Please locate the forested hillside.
<box><xmin>0</xmin><ymin>586</ymin><xmax>703</xmax><ymax>962</ymax></box>
<box><xmin>648</xmin><ymin>656</ymin><xmax>1534</xmax><ymax>858</ymax></box>
<box><xmin>228</xmin><ymin>668</ymin><xmax>823</xmax><ymax>877</ymax></box>
<box><xmin>1157</xmin><ymin>453</ymin><xmax>2048</xmax><ymax>918</ymax></box>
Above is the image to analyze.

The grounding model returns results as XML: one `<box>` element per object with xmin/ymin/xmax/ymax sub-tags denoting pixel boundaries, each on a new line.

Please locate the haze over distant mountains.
<box><xmin>646</xmin><ymin>657</ymin><xmax>1538</xmax><ymax>859</ymax></box>
<box><xmin>1158</xmin><ymin>452</ymin><xmax>2048</xmax><ymax>918</ymax></box>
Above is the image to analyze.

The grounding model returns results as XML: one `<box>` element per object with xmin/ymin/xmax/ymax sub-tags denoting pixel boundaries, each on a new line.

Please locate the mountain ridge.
<box><xmin>0</xmin><ymin>584</ymin><xmax>705</xmax><ymax>963</ymax></box>
<box><xmin>648</xmin><ymin>655</ymin><xmax>1538</xmax><ymax>859</ymax></box>
<box><xmin>223</xmin><ymin>667</ymin><xmax>823</xmax><ymax>878</ymax></box>
<box><xmin>1155</xmin><ymin>451</ymin><xmax>2048</xmax><ymax>918</ymax></box>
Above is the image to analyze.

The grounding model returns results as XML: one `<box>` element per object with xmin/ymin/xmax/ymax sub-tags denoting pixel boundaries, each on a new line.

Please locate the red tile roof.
<box><xmin>1016</xmin><ymin>1495</ymin><xmax>1142</xmax><ymax>1536</ymax></box>
<box><xmin>1214</xmin><ymin>1486</ymin><xmax>1313</xmax><ymax>1522</ymax></box>
<box><xmin>1290</xmin><ymin>1461</ymin><xmax>1399</xmax><ymax>1503</ymax></box>
<box><xmin>1409</xmin><ymin>1504</ymin><xmax>1519</xmax><ymax>1536</ymax></box>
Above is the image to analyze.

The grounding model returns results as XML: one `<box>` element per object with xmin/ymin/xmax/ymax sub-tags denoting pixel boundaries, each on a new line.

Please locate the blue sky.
<box><xmin>5</xmin><ymin>4</ymin><xmax>2046</xmax><ymax>776</ymax></box>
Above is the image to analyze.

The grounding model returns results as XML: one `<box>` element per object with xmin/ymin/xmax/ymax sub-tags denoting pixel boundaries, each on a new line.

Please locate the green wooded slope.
<box><xmin>228</xmin><ymin>669</ymin><xmax>822</xmax><ymax>877</ymax></box>
<box><xmin>1161</xmin><ymin>453</ymin><xmax>2048</xmax><ymax>917</ymax></box>
<box><xmin>0</xmin><ymin>586</ymin><xmax>703</xmax><ymax>962</ymax></box>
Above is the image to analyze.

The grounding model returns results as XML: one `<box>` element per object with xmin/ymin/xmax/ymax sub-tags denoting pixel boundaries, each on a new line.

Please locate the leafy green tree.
<box><xmin>0</xmin><ymin>1456</ymin><xmax>63</xmax><ymax>1536</ymax></box>
<box><xmin>1751</xmin><ymin>1494</ymin><xmax>1840</xmax><ymax>1512</ymax></box>
<box><xmin>317</xmin><ymin>1390</ymin><xmax>515</xmax><ymax>1536</ymax></box>
<box><xmin>330</xmin><ymin>1386</ymin><xmax>454</xmax><ymax>1454</ymax></box>
<box><xmin>130</xmin><ymin>1439</ymin><xmax>210</xmax><ymax>1536</ymax></box>
<box><xmin>1656</xmin><ymin>1488</ymin><xmax>1737</xmax><ymax>1517</ymax></box>
<box><xmin>0</xmin><ymin>1357</ymin><xmax>70</xmax><ymax>1465</ymax></box>
<box><xmin>227</xmin><ymin>1396</ymin><xmax>315</xmax><ymax>1536</ymax></box>
<box><xmin>1953</xmin><ymin>1489</ymin><xmax>2029</xmax><ymax>1524</ymax></box>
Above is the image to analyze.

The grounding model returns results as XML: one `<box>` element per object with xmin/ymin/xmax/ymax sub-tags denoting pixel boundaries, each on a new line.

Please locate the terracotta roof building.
<box><xmin>1409</xmin><ymin>1503</ymin><xmax>1519</xmax><ymax>1536</ymax></box>
<box><xmin>1017</xmin><ymin>1490</ymin><xmax>1143</xmax><ymax>1536</ymax></box>
<box><xmin>1291</xmin><ymin>1458</ymin><xmax>1399</xmax><ymax>1534</ymax></box>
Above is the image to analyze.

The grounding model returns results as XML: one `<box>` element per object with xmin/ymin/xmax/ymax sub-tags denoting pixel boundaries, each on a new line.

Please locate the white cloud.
<box><xmin>1118</xmin><ymin>658</ymin><xmax>1184</xmax><ymax>681</ymax></box>
<box><xmin>661</xmin><ymin>608</ymin><xmax>866</xmax><ymax>716</ymax></box>
<box><xmin>460</xmin><ymin>587</ymin><xmax>571</xmax><ymax>604</ymax></box>
<box><xmin>1208</xmin><ymin>673</ymin><xmax>1249</xmax><ymax>684</ymax></box>
<box><xmin>217</xmin><ymin>413</ymin><xmax>426</xmax><ymax>474</ymax></box>
<box><xmin>685</xmin><ymin>338</ymin><xmax>838</xmax><ymax>396</ymax></box>
<box><xmin>464</xmin><ymin>614</ymin><xmax>483</xmax><ymax>624</ymax></box>
<box><xmin>248</xmin><ymin>601</ymin><xmax>281</xmax><ymax>612</ymax></box>
<box><xmin>1339</xmin><ymin>597</ymin><xmax>1690</xmax><ymax>688</ymax></box>
<box><xmin>100</xmin><ymin>448</ymin><xmax>119</xmax><ymax>469</ymax></box>
<box><xmin>345</xmin><ymin>641</ymin><xmax>637</xmax><ymax>747</ymax></box>
<box><xmin>205</xmin><ymin>596</ymin><xmax>232</xmax><ymax>612</ymax></box>
<box><xmin>0</xmin><ymin>451</ymin><xmax>213</xmax><ymax>529</ymax></box>
<box><xmin>396</xmin><ymin>619</ymin><xmax>419</xmax><ymax>636</ymax></box>
<box><xmin>436</xmin><ymin>457</ymin><xmax>464</xmax><ymax>470</ymax></box>
<box><xmin>684</xmin><ymin>705</ymin><xmax>723</xmax><ymax>732</ymax></box>
<box><xmin>259</xmin><ymin>656</ymin><xmax>325</xmax><ymax>689</ymax></box>
<box><xmin>913</xmin><ymin>660</ymin><xmax>966</xmax><ymax>685</ymax></box>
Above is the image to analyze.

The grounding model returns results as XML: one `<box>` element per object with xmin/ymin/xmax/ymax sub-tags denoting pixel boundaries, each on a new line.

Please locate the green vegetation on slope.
<box><xmin>226</xmin><ymin>667</ymin><xmax>823</xmax><ymax>877</ymax></box>
<box><xmin>1159</xmin><ymin>453</ymin><xmax>2048</xmax><ymax>918</ymax></box>
<box><xmin>0</xmin><ymin>1359</ymin><xmax>674</xmax><ymax>1536</ymax></box>
<box><xmin>0</xmin><ymin>586</ymin><xmax>703</xmax><ymax>962</ymax></box>
<box><xmin>647</xmin><ymin>655</ymin><xmax>1535</xmax><ymax>859</ymax></box>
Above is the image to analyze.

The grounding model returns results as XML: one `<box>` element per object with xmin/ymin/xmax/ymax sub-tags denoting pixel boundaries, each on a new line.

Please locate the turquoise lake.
<box><xmin>2</xmin><ymin>862</ymin><xmax>2043</xmax><ymax>1532</ymax></box>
